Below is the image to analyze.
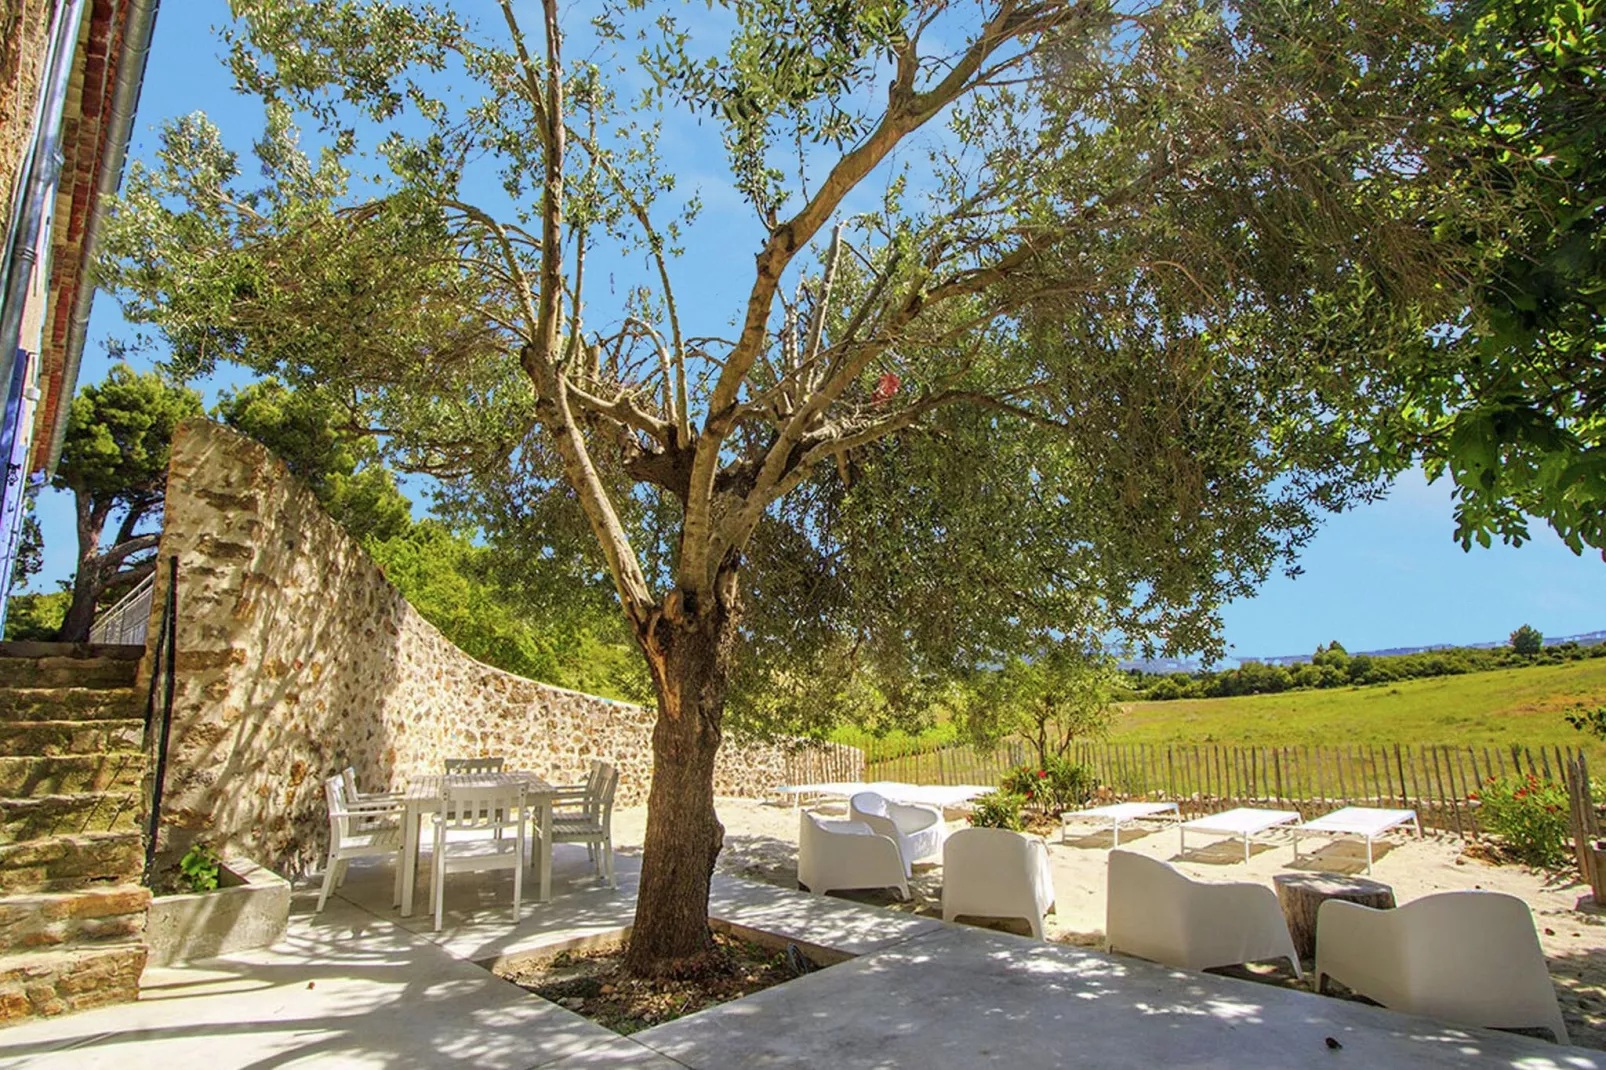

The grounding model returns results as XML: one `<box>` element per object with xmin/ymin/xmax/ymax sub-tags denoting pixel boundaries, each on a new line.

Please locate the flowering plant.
<box><xmin>1475</xmin><ymin>775</ymin><xmax>1571</xmax><ymax>868</ymax></box>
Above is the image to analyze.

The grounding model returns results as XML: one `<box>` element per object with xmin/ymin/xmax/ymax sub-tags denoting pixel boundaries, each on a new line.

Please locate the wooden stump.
<box><xmin>1273</xmin><ymin>872</ymin><xmax>1396</xmax><ymax>961</ymax></box>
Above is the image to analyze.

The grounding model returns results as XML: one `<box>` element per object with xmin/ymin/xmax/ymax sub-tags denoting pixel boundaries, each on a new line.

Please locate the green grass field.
<box><xmin>1112</xmin><ymin>657</ymin><xmax>1606</xmax><ymax>762</ymax></box>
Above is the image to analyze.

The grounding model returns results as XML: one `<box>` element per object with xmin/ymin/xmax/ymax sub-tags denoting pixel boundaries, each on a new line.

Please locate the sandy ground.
<box><xmin>611</xmin><ymin>797</ymin><xmax>1606</xmax><ymax>1050</ymax></box>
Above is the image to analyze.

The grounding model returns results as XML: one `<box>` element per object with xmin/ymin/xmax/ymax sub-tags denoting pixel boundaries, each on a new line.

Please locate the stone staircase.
<box><xmin>0</xmin><ymin>642</ymin><xmax>150</xmax><ymax>1023</ymax></box>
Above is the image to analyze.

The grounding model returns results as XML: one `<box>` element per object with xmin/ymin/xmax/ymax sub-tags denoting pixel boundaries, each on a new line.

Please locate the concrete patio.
<box><xmin>1</xmin><ymin>841</ymin><xmax>1600</xmax><ymax>1069</ymax></box>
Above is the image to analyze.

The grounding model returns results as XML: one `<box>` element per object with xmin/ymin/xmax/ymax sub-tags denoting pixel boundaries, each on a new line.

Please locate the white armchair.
<box><xmin>941</xmin><ymin>827</ymin><xmax>1056</xmax><ymax>939</ymax></box>
<box><xmin>317</xmin><ymin>775</ymin><xmax>405</xmax><ymax>913</ymax></box>
<box><xmin>1314</xmin><ymin>891</ymin><xmax>1567</xmax><ymax>1044</ymax></box>
<box><xmin>849</xmin><ymin>791</ymin><xmax>946</xmax><ymax>875</ymax></box>
<box><xmin>1105</xmin><ymin>849</ymin><xmax>1300</xmax><ymax>977</ymax></box>
<box><xmin>797</xmin><ymin>810</ymin><xmax>909</xmax><ymax>899</ymax></box>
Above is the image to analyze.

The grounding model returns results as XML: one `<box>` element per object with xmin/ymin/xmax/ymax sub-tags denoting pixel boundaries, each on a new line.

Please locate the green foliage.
<box><xmin>9</xmin><ymin>507</ymin><xmax>43</xmax><ymax>593</ymax></box>
<box><xmin>53</xmin><ymin>364</ymin><xmax>204</xmax><ymax>640</ymax></box>
<box><xmin>216</xmin><ymin>379</ymin><xmax>412</xmax><ymax>544</ymax></box>
<box><xmin>1381</xmin><ymin>0</ymin><xmax>1606</xmax><ymax>554</ymax></box>
<box><xmin>1473</xmin><ymin>775</ymin><xmax>1572</xmax><ymax>868</ymax></box>
<box><xmin>959</xmin><ymin>643</ymin><xmax>1118</xmax><ymax>769</ymax></box>
<box><xmin>1510</xmin><ymin>624</ymin><xmax>1544</xmax><ymax>656</ymax></box>
<box><xmin>2</xmin><ymin>591</ymin><xmax>70</xmax><ymax>641</ymax></box>
<box><xmin>176</xmin><ymin>843</ymin><xmax>222</xmax><ymax>893</ymax></box>
<box><xmin>366</xmin><ymin>522</ymin><xmax>638</xmax><ymax>698</ymax></box>
<box><xmin>1566</xmin><ymin>704</ymin><xmax>1606</xmax><ymax>740</ymax></box>
<box><xmin>967</xmin><ymin>792</ymin><xmax>1025</xmax><ymax>832</ymax></box>
<box><xmin>1139</xmin><ymin>636</ymin><xmax>1606</xmax><ymax>700</ymax></box>
<box><xmin>1000</xmin><ymin>757</ymin><xmax>1096</xmax><ymax>817</ymax></box>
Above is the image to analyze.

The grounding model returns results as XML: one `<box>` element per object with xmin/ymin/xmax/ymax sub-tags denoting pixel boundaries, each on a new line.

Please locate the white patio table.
<box><xmin>1060</xmin><ymin>801</ymin><xmax>1179</xmax><ymax>846</ymax></box>
<box><xmin>1179</xmin><ymin>806</ymin><xmax>1302</xmax><ymax>863</ymax></box>
<box><xmin>1291</xmin><ymin>806</ymin><xmax>1421</xmax><ymax>874</ymax></box>
<box><xmin>399</xmin><ymin>771</ymin><xmax>559</xmax><ymax>916</ymax></box>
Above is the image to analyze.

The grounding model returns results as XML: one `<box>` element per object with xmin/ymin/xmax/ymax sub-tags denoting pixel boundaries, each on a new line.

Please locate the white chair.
<box><xmin>849</xmin><ymin>791</ymin><xmax>946</xmax><ymax>875</ymax></box>
<box><xmin>1105</xmin><ymin>849</ymin><xmax>1301</xmax><ymax>977</ymax></box>
<box><xmin>1314</xmin><ymin>891</ymin><xmax>1567</xmax><ymax>1043</ymax></box>
<box><xmin>941</xmin><ymin>827</ymin><xmax>1056</xmax><ymax>939</ymax></box>
<box><xmin>444</xmin><ymin>756</ymin><xmax>505</xmax><ymax>774</ymax></box>
<box><xmin>546</xmin><ymin>761</ymin><xmax>619</xmax><ymax>889</ymax></box>
<box><xmin>341</xmin><ymin>766</ymin><xmax>403</xmax><ymax>828</ymax></box>
<box><xmin>430</xmin><ymin>780</ymin><xmax>527</xmax><ymax>930</ymax></box>
<box><xmin>317</xmin><ymin>775</ymin><xmax>405</xmax><ymax>913</ymax></box>
<box><xmin>797</xmin><ymin>810</ymin><xmax>909</xmax><ymax>900</ymax></box>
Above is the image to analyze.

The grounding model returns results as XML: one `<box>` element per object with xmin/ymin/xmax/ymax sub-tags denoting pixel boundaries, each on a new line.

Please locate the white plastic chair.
<box><xmin>849</xmin><ymin>791</ymin><xmax>946</xmax><ymax>875</ymax></box>
<box><xmin>317</xmin><ymin>775</ymin><xmax>405</xmax><ymax>913</ymax></box>
<box><xmin>1105</xmin><ymin>849</ymin><xmax>1301</xmax><ymax>977</ymax></box>
<box><xmin>941</xmin><ymin>827</ymin><xmax>1056</xmax><ymax>939</ymax></box>
<box><xmin>546</xmin><ymin>761</ymin><xmax>619</xmax><ymax>888</ymax></box>
<box><xmin>444</xmin><ymin>756</ymin><xmax>505</xmax><ymax>774</ymax></box>
<box><xmin>797</xmin><ymin>810</ymin><xmax>909</xmax><ymax>899</ymax></box>
<box><xmin>1314</xmin><ymin>891</ymin><xmax>1567</xmax><ymax>1043</ymax></box>
<box><xmin>430</xmin><ymin>780</ymin><xmax>527</xmax><ymax>930</ymax></box>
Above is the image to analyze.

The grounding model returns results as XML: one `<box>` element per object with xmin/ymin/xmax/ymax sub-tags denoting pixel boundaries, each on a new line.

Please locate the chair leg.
<box><xmin>512</xmin><ymin>855</ymin><xmax>524</xmax><ymax>922</ymax></box>
<box><xmin>316</xmin><ymin>851</ymin><xmax>339</xmax><ymax>913</ymax></box>
<box><xmin>605</xmin><ymin>834</ymin><xmax>616</xmax><ymax>889</ymax></box>
<box><xmin>392</xmin><ymin>848</ymin><xmax>405</xmax><ymax>908</ymax></box>
<box><xmin>335</xmin><ymin>858</ymin><xmax>350</xmax><ymax>887</ymax></box>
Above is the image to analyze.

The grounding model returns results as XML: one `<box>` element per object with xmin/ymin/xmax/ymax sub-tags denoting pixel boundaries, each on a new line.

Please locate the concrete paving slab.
<box><xmin>538</xmin><ymin>1035</ymin><xmax>691</xmax><ymax>1068</ymax></box>
<box><xmin>708</xmin><ymin>873</ymin><xmax>943</xmax><ymax>958</ymax></box>
<box><xmin>634</xmin><ymin>922</ymin><xmax>1604</xmax><ymax>1069</ymax></box>
<box><xmin>0</xmin><ymin>896</ymin><xmax>621</xmax><ymax>1070</ymax></box>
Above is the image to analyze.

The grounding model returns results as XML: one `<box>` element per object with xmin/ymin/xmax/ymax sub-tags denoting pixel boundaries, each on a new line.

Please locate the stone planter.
<box><xmin>145</xmin><ymin>857</ymin><xmax>290</xmax><ymax>967</ymax></box>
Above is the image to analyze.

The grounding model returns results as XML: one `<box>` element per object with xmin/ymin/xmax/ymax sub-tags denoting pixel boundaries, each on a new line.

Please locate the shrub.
<box><xmin>969</xmin><ymin>792</ymin><xmax>1025</xmax><ymax>831</ymax></box>
<box><xmin>177</xmin><ymin>843</ymin><xmax>222</xmax><ymax>893</ymax></box>
<box><xmin>1001</xmin><ymin>756</ymin><xmax>1096</xmax><ymax>816</ymax></box>
<box><xmin>1473</xmin><ymin>775</ymin><xmax>1571</xmax><ymax>868</ymax></box>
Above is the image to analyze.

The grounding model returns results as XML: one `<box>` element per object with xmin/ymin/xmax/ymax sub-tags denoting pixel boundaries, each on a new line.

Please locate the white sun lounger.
<box><xmin>1179</xmin><ymin>807</ymin><xmax>1301</xmax><ymax>863</ymax></box>
<box><xmin>1061</xmin><ymin>802</ymin><xmax>1179</xmax><ymax>846</ymax></box>
<box><xmin>1292</xmin><ymin>806</ymin><xmax>1421</xmax><ymax>874</ymax></box>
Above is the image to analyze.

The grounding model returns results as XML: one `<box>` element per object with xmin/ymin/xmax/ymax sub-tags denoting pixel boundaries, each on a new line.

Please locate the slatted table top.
<box><xmin>401</xmin><ymin>772</ymin><xmax>559</xmax><ymax>801</ymax></box>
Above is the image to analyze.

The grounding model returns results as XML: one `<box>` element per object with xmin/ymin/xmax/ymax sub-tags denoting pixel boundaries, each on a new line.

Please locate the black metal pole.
<box><xmin>142</xmin><ymin>555</ymin><xmax>178</xmax><ymax>884</ymax></box>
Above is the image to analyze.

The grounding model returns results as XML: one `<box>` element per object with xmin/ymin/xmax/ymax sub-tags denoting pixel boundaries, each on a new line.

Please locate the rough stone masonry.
<box><xmin>146</xmin><ymin>419</ymin><xmax>860</xmax><ymax>876</ymax></box>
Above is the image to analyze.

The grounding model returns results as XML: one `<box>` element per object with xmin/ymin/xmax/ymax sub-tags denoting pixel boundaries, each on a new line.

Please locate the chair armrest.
<box><xmin>338</xmin><ymin>800</ymin><xmax>407</xmax><ymax>819</ymax></box>
<box><xmin>887</xmin><ymin>801</ymin><xmax>942</xmax><ymax>832</ymax></box>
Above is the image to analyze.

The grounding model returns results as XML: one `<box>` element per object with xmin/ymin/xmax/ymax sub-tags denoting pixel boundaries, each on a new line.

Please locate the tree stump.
<box><xmin>1273</xmin><ymin>872</ymin><xmax>1396</xmax><ymax>961</ymax></box>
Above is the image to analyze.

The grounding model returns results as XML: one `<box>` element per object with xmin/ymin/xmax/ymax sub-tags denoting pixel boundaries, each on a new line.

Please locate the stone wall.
<box><xmin>148</xmin><ymin>419</ymin><xmax>862</xmax><ymax>875</ymax></box>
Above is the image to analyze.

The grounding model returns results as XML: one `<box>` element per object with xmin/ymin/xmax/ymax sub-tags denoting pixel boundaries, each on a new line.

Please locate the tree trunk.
<box><xmin>55</xmin><ymin>492</ymin><xmax>107</xmax><ymax>643</ymax></box>
<box><xmin>623</xmin><ymin>594</ymin><xmax>737</xmax><ymax>977</ymax></box>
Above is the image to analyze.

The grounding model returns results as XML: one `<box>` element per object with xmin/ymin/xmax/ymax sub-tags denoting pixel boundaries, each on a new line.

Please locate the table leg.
<box><xmin>539</xmin><ymin>800</ymin><xmax>553</xmax><ymax>901</ymax></box>
<box><xmin>1365</xmin><ymin>836</ymin><xmax>1374</xmax><ymax>875</ymax></box>
<box><xmin>401</xmin><ymin>806</ymin><xmax>420</xmax><ymax>916</ymax></box>
<box><xmin>1243</xmin><ymin>834</ymin><xmax>1250</xmax><ymax>864</ymax></box>
<box><xmin>1179</xmin><ymin>826</ymin><xmax>1186</xmax><ymax>855</ymax></box>
<box><xmin>1112</xmin><ymin>820</ymin><xmax>1121</xmax><ymax>848</ymax></box>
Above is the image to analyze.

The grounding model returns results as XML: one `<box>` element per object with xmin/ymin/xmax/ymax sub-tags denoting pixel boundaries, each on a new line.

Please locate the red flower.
<box><xmin>1037</xmin><ymin>770</ymin><xmax>1048</xmax><ymax>779</ymax></box>
<box><xmin>872</xmin><ymin>372</ymin><xmax>901</xmax><ymax>404</ymax></box>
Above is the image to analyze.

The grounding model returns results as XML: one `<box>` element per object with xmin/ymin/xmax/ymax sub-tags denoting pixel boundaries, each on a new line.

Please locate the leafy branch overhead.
<box><xmin>99</xmin><ymin>0</ymin><xmax>1521</xmax><ymax>971</ymax></box>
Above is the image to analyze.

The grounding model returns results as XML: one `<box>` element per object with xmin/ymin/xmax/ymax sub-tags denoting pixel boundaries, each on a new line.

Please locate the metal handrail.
<box><xmin>142</xmin><ymin>555</ymin><xmax>178</xmax><ymax>884</ymax></box>
<box><xmin>88</xmin><ymin>569</ymin><xmax>155</xmax><ymax>645</ymax></box>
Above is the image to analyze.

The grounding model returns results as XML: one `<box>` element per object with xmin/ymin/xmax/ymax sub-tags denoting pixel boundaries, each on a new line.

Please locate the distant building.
<box><xmin>0</xmin><ymin>0</ymin><xmax>160</xmax><ymax>623</ymax></box>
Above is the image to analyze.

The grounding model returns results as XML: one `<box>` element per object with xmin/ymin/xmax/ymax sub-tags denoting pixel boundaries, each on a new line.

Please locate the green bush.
<box><xmin>1000</xmin><ymin>756</ymin><xmax>1096</xmax><ymax>815</ymax></box>
<box><xmin>968</xmin><ymin>792</ymin><xmax>1025</xmax><ymax>831</ymax></box>
<box><xmin>177</xmin><ymin>843</ymin><xmax>222</xmax><ymax>893</ymax></box>
<box><xmin>1473</xmin><ymin>775</ymin><xmax>1571</xmax><ymax>868</ymax></box>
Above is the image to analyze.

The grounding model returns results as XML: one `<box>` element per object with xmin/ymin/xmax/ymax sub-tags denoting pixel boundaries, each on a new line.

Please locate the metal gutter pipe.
<box><xmin>0</xmin><ymin>0</ymin><xmax>90</xmax><ymax>416</ymax></box>
<box><xmin>46</xmin><ymin>0</ymin><xmax>163</xmax><ymax>477</ymax></box>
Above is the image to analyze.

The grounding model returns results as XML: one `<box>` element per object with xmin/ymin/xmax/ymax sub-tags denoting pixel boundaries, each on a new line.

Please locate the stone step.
<box><xmin>0</xmin><ymin>831</ymin><xmax>144</xmax><ymax>893</ymax></box>
<box><xmin>0</xmin><ymin>753</ymin><xmax>146</xmax><ymax>798</ymax></box>
<box><xmin>0</xmin><ymin>884</ymin><xmax>150</xmax><ymax>953</ymax></box>
<box><xmin>0</xmin><ymin>942</ymin><xmax>145</xmax><ymax>1023</ymax></box>
<box><xmin>0</xmin><ymin>792</ymin><xmax>143</xmax><ymax>844</ymax></box>
<box><xmin>0</xmin><ymin>687</ymin><xmax>139</xmax><ymax>723</ymax></box>
<box><xmin>0</xmin><ymin>656</ymin><xmax>140</xmax><ymax>690</ymax></box>
<box><xmin>0</xmin><ymin>719</ymin><xmax>144</xmax><ymax>756</ymax></box>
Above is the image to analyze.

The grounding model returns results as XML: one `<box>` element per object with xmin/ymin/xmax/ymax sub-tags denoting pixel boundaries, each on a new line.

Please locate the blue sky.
<box><xmin>23</xmin><ymin>0</ymin><xmax>1606</xmax><ymax>663</ymax></box>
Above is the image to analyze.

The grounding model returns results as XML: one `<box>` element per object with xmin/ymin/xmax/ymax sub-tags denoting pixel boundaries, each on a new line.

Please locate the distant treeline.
<box><xmin>1131</xmin><ymin>638</ymin><xmax>1606</xmax><ymax>702</ymax></box>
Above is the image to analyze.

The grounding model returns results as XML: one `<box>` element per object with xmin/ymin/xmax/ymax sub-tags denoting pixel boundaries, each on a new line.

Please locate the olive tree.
<box><xmin>105</xmin><ymin>0</ymin><xmax>1477</xmax><ymax>973</ymax></box>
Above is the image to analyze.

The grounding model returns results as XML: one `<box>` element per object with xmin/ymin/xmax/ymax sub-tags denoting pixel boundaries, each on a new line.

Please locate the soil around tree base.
<box><xmin>497</xmin><ymin>931</ymin><xmax>825</xmax><ymax>1035</ymax></box>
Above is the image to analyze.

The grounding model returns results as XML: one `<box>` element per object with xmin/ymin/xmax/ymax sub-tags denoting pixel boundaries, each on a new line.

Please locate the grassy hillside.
<box><xmin>1112</xmin><ymin>657</ymin><xmax>1606</xmax><ymax>761</ymax></box>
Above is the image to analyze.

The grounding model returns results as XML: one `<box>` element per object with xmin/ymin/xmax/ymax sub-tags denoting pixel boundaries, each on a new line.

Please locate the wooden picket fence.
<box><xmin>862</xmin><ymin>739</ymin><xmax>1599</xmax><ymax>838</ymax></box>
